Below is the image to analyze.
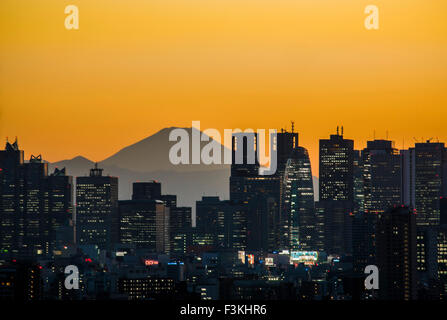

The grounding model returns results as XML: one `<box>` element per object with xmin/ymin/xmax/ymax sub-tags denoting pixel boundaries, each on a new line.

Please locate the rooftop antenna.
<box><xmin>337</xmin><ymin>126</ymin><xmax>339</xmax><ymax>135</ymax></box>
<box><xmin>291</xmin><ymin>121</ymin><xmax>295</xmax><ymax>133</ymax></box>
<box><xmin>341</xmin><ymin>126</ymin><xmax>344</xmax><ymax>136</ymax></box>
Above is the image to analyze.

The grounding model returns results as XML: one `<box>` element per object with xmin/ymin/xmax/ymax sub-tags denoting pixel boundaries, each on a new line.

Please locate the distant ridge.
<box><xmin>50</xmin><ymin>128</ymin><xmax>230</xmax><ymax>209</ymax></box>
<box><xmin>49</xmin><ymin>127</ymin><xmax>319</xmax><ymax>210</ymax></box>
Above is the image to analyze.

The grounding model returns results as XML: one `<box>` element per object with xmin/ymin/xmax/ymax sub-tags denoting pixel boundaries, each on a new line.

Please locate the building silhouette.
<box><xmin>0</xmin><ymin>140</ymin><xmax>73</xmax><ymax>260</ymax></box>
<box><xmin>376</xmin><ymin>206</ymin><xmax>417</xmax><ymax>300</ymax></box>
<box><xmin>278</xmin><ymin>129</ymin><xmax>316</xmax><ymax>251</ymax></box>
<box><xmin>318</xmin><ymin>128</ymin><xmax>354</xmax><ymax>256</ymax></box>
<box><xmin>76</xmin><ymin>164</ymin><xmax>118</xmax><ymax>250</ymax></box>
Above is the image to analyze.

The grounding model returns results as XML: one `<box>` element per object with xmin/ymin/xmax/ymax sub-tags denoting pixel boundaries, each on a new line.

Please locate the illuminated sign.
<box><xmin>290</xmin><ymin>251</ymin><xmax>318</xmax><ymax>265</ymax></box>
<box><xmin>238</xmin><ymin>251</ymin><xmax>245</xmax><ymax>264</ymax></box>
<box><xmin>144</xmin><ymin>259</ymin><xmax>159</xmax><ymax>266</ymax></box>
<box><xmin>247</xmin><ymin>254</ymin><xmax>255</xmax><ymax>265</ymax></box>
<box><xmin>265</xmin><ymin>257</ymin><xmax>274</xmax><ymax>266</ymax></box>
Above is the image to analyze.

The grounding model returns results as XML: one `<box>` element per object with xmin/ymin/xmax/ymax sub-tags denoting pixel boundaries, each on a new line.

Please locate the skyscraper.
<box><xmin>281</xmin><ymin>142</ymin><xmax>315</xmax><ymax>251</ymax></box>
<box><xmin>132</xmin><ymin>181</ymin><xmax>161</xmax><ymax>200</ymax></box>
<box><xmin>118</xmin><ymin>199</ymin><xmax>169</xmax><ymax>252</ymax></box>
<box><xmin>1</xmin><ymin>140</ymin><xmax>74</xmax><ymax>260</ymax></box>
<box><xmin>376</xmin><ymin>206</ymin><xmax>417</xmax><ymax>300</ymax></box>
<box><xmin>47</xmin><ymin>168</ymin><xmax>74</xmax><ymax>256</ymax></box>
<box><xmin>362</xmin><ymin>140</ymin><xmax>402</xmax><ymax>214</ymax></box>
<box><xmin>414</xmin><ymin>141</ymin><xmax>446</xmax><ymax>226</ymax></box>
<box><xmin>76</xmin><ymin>164</ymin><xmax>118</xmax><ymax>250</ymax></box>
<box><xmin>230</xmin><ymin>132</ymin><xmax>281</xmax><ymax>252</ymax></box>
<box><xmin>196</xmin><ymin>196</ymin><xmax>233</xmax><ymax>249</ymax></box>
<box><xmin>318</xmin><ymin>128</ymin><xmax>354</xmax><ymax>255</ymax></box>
<box><xmin>0</xmin><ymin>139</ymin><xmax>24</xmax><ymax>261</ymax></box>
<box><xmin>169</xmin><ymin>205</ymin><xmax>192</xmax><ymax>254</ymax></box>
<box><xmin>319</xmin><ymin>127</ymin><xmax>354</xmax><ymax>202</ymax></box>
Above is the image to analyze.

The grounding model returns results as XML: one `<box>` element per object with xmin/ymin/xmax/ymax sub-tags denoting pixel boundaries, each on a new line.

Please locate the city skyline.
<box><xmin>2</xmin><ymin>126</ymin><xmax>445</xmax><ymax>178</ymax></box>
<box><xmin>1</xmin><ymin>0</ymin><xmax>447</xmax><ymax>173</ymax></box>
<box><xmin>1</xmin><ymin>0</ymin><xmax>447</xmax><ymax>304</ymax></box>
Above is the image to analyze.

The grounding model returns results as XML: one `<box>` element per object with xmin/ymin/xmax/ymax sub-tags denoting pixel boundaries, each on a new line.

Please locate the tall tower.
<box><xmin>318</xmin><ymin>129</ymin><xmax>354</xmax><ymax>255</ymax></box>
<box><xmin>279</xmin><ymin>131</ymin><xmax>315</xmax><ymax>251</ymax></box>
<box><xmin>362</xmin><ymin>139</ymin><xmax>402</xmax><ymax>214</ymax></box>
<box><xmin>319</xmin><ymin>129</ymin><xmax>354</xmax><ymax>201</ymax></box>
<box><xmin>376</xmin><ymin>206</ymin><xmax>417</xmax><ymax>300</ymax></box>
<box><xmin>76</xmin><ymin>164</ymin><xmax>118</xmax><ymax>250</ymax></box>
<box><xmin>230</xmin><ymin>132</ymin><xmax>280</xmax><ymax>252</ymax></box>
<box><xmin>414</xmin><ymin>141</ymin><xmax>446</xmax><ymax>226</ymax></box>
<box><xmin>0</xmin><ymin>139</ymin><xmax>24</xmax><ymax>260</ymax></box>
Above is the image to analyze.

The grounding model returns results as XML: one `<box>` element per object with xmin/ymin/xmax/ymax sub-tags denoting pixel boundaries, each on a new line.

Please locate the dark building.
<box><xmin>362</xmin><ymin>140</ymin><xmax>402</xmax><ymax>214</ymax></box>
<box><xmin>118</xmin><ymin>277</ymin><xmax>175</xmax><ymax>300</ymax></box>
<box><xmin>196</xmin><ymin>196</ymin><xmax>232</xmax><ymax>249</ymax></box>
<box><xmin>440</xmin><ymin>196</ymin><xmax>447</xmax><ymax>226</ymax></box>
<box><xmin>277</xmin><ymin>126</ymin><xmax>316</xmax><ymax>251</ymax></box>
<box><xmin>376</xmin><ymin>206</ymin><xmax>417</xmax><ymax>300</ymax></box>
<box><xmin>0</xmin><ymin>261</ymin><xmax>43</xmax><ymax>301</ymax></box>
<box><xmin>121</xmin><ymin>182</ymin><xmax>190</xmax><ymax>254</ymax></box>
<box><xmin>230</xmin><ymin>132</ymin><xmax>281</xmax><ymax>252</ymax></box>
<box><xmin>352</xmin><ymin>211</ymin><xmax>377</xmax><ymax>274</ymax></box>
<box><xmin>76</xmin><ymin>164</ymin><xmax>118</xmax><ymax>250</ymax></box>
<box><xmin>416</xmin><ymin>226</ymin><xmax>439</xmax><ymax>297</ymax></box>
<box><xmin>281</xmin><ymin>145</ymin><xmax>315</xmax><ymax>251</ymax></box>
<box><xmin>316</xmin><ymin>200</ymin><xmax>353</xmax><ymax>256</ymax></box>
<box><xmin>414</xmin><ymin>142</ymin><xmax>445</xmax><ymax>226</ymax></box>
<box><xmin>169</xmin><ymin>205</ymin><xmax>192</xmax><ymax>254</ymax></box>
<box><xmin>0</xmin><ymin>139</ymin><xmax>24</xmax><ymax>261</ymax></box>
<box><xmin>437</xmin><ymin>225</ymin><xmax>447</xmax><ymax>299</ymax></box>
<box><xmin>118</xmin><ymin>199</ymin><xmax>169</xmax><ymax>252</ymax></box>
<box><xmin>319</xmin><ymin>127</ymin><xmax>354</xmax><ymax>202</ymax></box>
<box><xmin>353</xmin><ymin>150</ymin><xmax>364</xmax><ymax>215</ymax></box>
<box><xmin>47</xmin><ymin>168</ymin><xmax>74</xmax><ymax>256</ymax></box>
<box><xmin>0</xmin><ymin>140</ymin><xmax>74</xmax><ymax>260</ymax></box>
<box><xmin>132</xmin><ymin>181</ymin><xmax>161</xmax><ymax>200</ymax></box>
<box><xmin>318</xmin><ymin>129</ymin><xmax>354</xmax><ymax>256</ymax></box>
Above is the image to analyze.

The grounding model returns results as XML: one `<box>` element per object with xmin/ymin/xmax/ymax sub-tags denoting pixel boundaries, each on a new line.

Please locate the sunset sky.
<box><xmin>1</xmin><ymin>0</ymin><xmax>446</xmax><ymax>175</ymax></box>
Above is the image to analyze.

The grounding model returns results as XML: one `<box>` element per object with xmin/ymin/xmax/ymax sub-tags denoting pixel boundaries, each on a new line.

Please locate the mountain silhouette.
<box><xmin>49</xmin><ymin>128</ymin><xmax>319</xmax><ymax>221</ymax></box>
<box><xmin>49</xmin><ymin>128</ymin><xmax>231</xmax><ymax>216</ymax></box>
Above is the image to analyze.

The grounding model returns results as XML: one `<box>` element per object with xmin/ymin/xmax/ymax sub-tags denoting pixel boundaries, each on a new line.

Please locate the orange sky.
<box><xmin>1</xmin><ymin>0</ymin><xmax>446</xmax><ymax>175</ymax></box>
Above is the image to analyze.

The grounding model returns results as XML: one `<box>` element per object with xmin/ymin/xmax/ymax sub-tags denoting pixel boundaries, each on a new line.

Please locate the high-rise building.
<box><xmin>353</xmin><ymin>150</ymin><xmax>364</xmax><ymax>215</ymax></box>
<box><xmin>0</xmin><ymin>139</ymin><xmax>24</xmax><ymax>260</ymax></box>
<box><xmin>352</xmin><ymin>211</ymin><xmax>376</xmax><ymax>274</ymax></box>
<box><xmin>76</xmin><ymin>164</ymin><xmax>118</xmax><ymax>250</ymax></box>
<box><xmin>196</xmin><ymin>196</ymin><xmax>232</xmax><ymax>249</ymax></box>
<box><xmin>281</xmin><ymin>144</ymin><xmax>315</xmax><ymax>250</ymax></box>
<box><xmin>316</xmin><ymin>200</ymin><xmax>353</xmax><ymax>255</ymax></box>
<box><xmin>118</xmin><ymin>199</ymin><xmax>169</xmax><ymax>252</ymax></box>
<box><xmin>412</xmin><ymin>141</ymin><xmax>447</xmax><ymax>226</ymax></box>
<box><xmin>0</xmin><ymin>140</ymin><xmax>74</xmax><ymax>260</ymax></box>
<box><xmin>169</xmin><ymin>205</ymin><xmax>192</xmax><ymax>254</ymax></box>
<box><xmin>47</xmin><ymin>168</ymin><xmax>74</xmax><ymax>256</ymax></box>
<box><xmin>362</xmin><ymin>140</ymin><xmax>402</xmax><ymax>214</ymax></box>
<box><xmin>19</xmin><ymin>155</ymin><xmax>49</xmax><ymax>258</ymax></box>
<box><xmin>230</xmin><ymin>132</ymin><xmax>281</xmax><ymax>252</ymax></box>
<box><xmin>132</xmin><ymin>181</ymin><xmax>161</xmax><ymax>200</ymax></box>
<box><xmin>437</xmin><ymin>225</ymin><xmax>447</xmax><ymax>299</ymax></box>
<box><xmin>319</xmin><ymin>128</ymin><xmax>354</xmax><ymax>202</ymax></box>
<box><xmin>318</xmin><ymin>128</ymin><xmax>354</xmax><ymax>255</ymax></box>
<box><xmin>376</xmin><ymin>206</ymin><xmax>417</xmax><ymax>300</ymax></box>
